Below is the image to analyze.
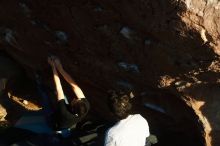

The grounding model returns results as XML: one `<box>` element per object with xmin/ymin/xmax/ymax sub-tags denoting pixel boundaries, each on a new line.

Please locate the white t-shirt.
<box><xmin>104</xmin><ymin>114</ymin><xmax>150</xmax><ymax>146</ymax></box>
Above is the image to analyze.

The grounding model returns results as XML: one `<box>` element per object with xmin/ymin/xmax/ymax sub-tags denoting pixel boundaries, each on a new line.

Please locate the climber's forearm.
<box><xmin>52</xmin><ymin>67</ymin><xmax>65</xmax><ymax>101</ymax></box>
<box><xmin>57</xmin><ymin>67</ymin><xmax>85</xmax><ymax>99</ymax></box>
<box><xmin>72</xmin><ymin>86</ymin><xmax>85</xmax><ymax>99</ymax></box>
<box><xmin>57</xmin><ymin>67</ymin><xmax>77</xmax><ymax>87</ymax></box>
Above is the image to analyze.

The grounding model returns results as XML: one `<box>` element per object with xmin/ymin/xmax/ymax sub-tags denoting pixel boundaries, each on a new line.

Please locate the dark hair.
<box><xmin>108</xmin><ymin>90</ymin><xmax>132</xmax><ymax>119</ymax></box>
<box><xmin>70</xmin><ymin>98</ymin><xmax>89</xmax><ymax>118</ymax></box>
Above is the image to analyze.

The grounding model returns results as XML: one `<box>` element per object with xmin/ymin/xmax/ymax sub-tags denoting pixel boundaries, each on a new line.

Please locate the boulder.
<box><xmin>0</xmin><ymin>0</ymin><xmax>219</xmax><ymax>145</ymax></box>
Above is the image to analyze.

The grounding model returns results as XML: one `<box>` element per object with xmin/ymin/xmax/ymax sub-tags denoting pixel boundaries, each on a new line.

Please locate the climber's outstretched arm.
<box><xmin>48</xmin><ymin>57</ymin><xmax>65</xmax><ymax>101</ymax></box>
<box><xmin>53</xmin><ymin>57</ymin><xmax>85</xmax><ymax>100</ymax></box>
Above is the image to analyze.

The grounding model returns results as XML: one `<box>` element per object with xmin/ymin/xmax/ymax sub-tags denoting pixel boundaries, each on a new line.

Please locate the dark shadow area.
<box><xmin>131</xmin><ymin>88</ymin><xmax>205</xmax><ymax>146</ymax></box>
<box><xmin>0</xmin><ymin>51</ymin><xmax>28</xmax><ymax>123</ymax></box>
<box><xmin>183</xmin><ymin>83</ymin><xmax>220</xmax><ymax>146</ymax></box>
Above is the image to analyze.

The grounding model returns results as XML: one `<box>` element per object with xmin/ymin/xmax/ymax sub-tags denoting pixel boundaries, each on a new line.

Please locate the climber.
<box><xmin>104</xmin><ymin>90</ymin><xmax>151</xmax><ymax>146</ymax></box>
<box><xmin>48</xmin><ymin>56</ymin><xmax>90</xmax><ymax>137</ymax></box>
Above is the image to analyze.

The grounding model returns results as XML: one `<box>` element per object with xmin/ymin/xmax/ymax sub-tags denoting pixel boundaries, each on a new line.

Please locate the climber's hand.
<box><xmin>53</xmin><ymin>57</ymin><xmax>63</xmax><ymax>70</ymax></box>
<box><xmin>48</xmin><ymin>56</ymin><xmax>55</xmax><ymax>67</ymax></box>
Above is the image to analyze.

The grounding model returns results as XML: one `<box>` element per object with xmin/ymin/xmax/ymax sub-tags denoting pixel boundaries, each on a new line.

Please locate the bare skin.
<box><xmin>48</xmin><ymin>56</ymin><xmax>85</xmax><ymax>102</ymax></box>
<box><xmin>48</xmin><ymin>57</ymin><xmax>65</xmax><ymax>101</ymax></box>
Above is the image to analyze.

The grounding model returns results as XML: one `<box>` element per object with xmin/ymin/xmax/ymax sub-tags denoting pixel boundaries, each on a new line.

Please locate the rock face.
<box><xmin>0</xmin><ymin>104</ymin><xmax>7</xmax><ymax>121</ymax></box>
<box><xmin>181</xmin><ymin>0</ymin><xmax>220</xmax><ymax>55</ymax></box>
<box><xmin>174</xmin><ymin>1</ymin><xmax>220</xmax><ymax>146</ymax></box>
<box><xmin>0</xmin><ymin>0</ymin><xmax>219</xmax><ymax>146</ymax></box>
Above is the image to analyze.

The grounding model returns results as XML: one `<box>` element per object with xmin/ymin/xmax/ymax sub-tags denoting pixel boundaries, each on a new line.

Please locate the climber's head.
<box><xmin>70</xmin><ymin>98</ymin><xmax>90</xmax><ymax>118</ymax></box>
<box><xmin>108</xmin><ymin>90</ymin><xmax>133</xmax><ymax>119</ymax></box>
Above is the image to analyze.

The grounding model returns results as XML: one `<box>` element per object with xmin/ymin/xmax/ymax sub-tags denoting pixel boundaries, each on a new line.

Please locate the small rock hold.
<box><xmin>55</xmin><ymin>31</ymin><xmax>68</xmax><ymax>43</ymax></box>
<box><xmin>1</xmin><ymin>28</ymin><xmax>15</xmax><ymax>44</ymax></box>
<box><xmin>120</xmin><ymin>27</ymin><xmax>133</xmax><ymax>39</ymax></box>
<box><xmin>118</xmin><ymin>62</ymin><xmax>140</xmax><ymax>73</ymax></box>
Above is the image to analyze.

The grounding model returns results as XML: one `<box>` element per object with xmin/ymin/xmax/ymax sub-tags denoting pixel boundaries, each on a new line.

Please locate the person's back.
<box><xmin>104</xmin><ymin>90</ymin><xmax>150</xmax><ymax>146</ymax></box>
<box><xmin>105</xmin><ymin>114</ymin><xmax>149</xmax><ymax>146</ymax></box>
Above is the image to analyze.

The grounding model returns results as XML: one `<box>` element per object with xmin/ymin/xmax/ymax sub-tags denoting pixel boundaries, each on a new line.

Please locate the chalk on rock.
<box><xmin>55</xmin><ymin>31</ymin><xmax>68</xmax><ymax>43</ymax></box>
<box><xmin>2</xmin><ymin>28</ymin><xmax>15</xmax><ymax>44</ymax></box>
<box><xmin>0</xmin><ymin>28</ymin><xmax>23</xmax><ymax>51</ymax></box>
<box><xmin>118</xmin><ymin>62</ymin><xmax>140</xmax><ymax>73</ymax></box>
<box><xmin>118</xmin><ymin>62</ymin><xmax>127</xmax><ymax>69</ymax></box>
<box><xmin>129</xmin><ymin>64</ymin><xmax>139</xmax><ymax>73</ymax></box>
<box><xmin>120</xmin><ymin>27</ymin><xmax>133</xmax><ymax>39</ymax></box>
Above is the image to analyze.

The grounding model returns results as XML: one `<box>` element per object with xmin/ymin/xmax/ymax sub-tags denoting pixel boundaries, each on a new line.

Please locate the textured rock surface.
<box><xmin>0</xmin><ymin>104</ymin><xmax>7</xmax><ymax>121</ymax></box>
<box><xmin>0</xmin><ymin>0</ymin><xmax>219</xmax><ymax>146</ymax></box>
<box><xmin>173</xmin><ymin>1</ymin><xmax>220</xmax><ymax>146</ymax></box>
<box><xmin>180</xmin><ymin>0</ymin><xmax>220</xmax><ymax>55</ymax></box>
